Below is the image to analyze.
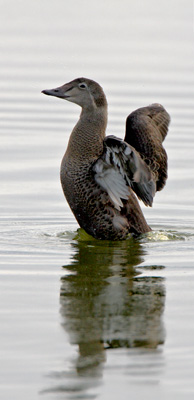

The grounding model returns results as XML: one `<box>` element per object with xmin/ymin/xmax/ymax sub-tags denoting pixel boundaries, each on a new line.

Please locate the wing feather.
<box><xmin>93</xmin><ymin>136</ymin><xmax>156</xmax><ymax>210</ymax></box>
<box><xmin>125</xmin><ymin>104</ymin><xmax>170</xmax><ymax>191</ymax></box>
<box><xmin>93</xmin><ymin>158</ymin><xmax>130</xmax><ymax>210</ymax></box>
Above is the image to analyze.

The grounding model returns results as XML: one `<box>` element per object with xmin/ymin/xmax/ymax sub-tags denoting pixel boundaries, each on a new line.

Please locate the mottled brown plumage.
<box><xmin>125</xmin><ymin>104</ymin><xmax>170</xmax><ymax>191</ymax></box>
<box><xmin>42</xmin><ymin>78</ymin><xmax>170</xmax><ymax>240</ymax></box>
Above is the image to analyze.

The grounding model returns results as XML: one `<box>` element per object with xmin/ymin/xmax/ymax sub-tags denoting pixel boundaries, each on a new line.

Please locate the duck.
<box><xmin>42</xmin><ymin>78</ymin><xmax>170</xmax><ymax>240</ymax></box>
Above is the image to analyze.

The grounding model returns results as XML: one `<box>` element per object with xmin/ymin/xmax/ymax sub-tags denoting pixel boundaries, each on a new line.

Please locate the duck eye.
<box><xmin>79</xmin><ymin>83</ymin><xmax>87</xmax><ymax>89</ymax></box>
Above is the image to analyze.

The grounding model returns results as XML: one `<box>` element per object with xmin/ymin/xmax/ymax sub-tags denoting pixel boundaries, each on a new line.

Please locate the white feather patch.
<box><xmin>93</xmin><ymin>134</ymin><xmax>156</xmax><ymax>208</ymax></box>
<box><xmin>94</xmin><ymin>159</ymin><xmax>130</xmax><ymax>210</ymax></box>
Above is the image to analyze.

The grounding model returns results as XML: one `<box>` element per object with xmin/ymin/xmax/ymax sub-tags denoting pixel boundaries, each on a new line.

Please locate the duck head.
<box><xmin>42</xmin><ymin>77</ymin><xmax>107</xmax><ymax>110</ymax></box>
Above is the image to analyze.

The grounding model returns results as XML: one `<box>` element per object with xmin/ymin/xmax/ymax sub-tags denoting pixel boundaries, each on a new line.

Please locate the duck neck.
<box><xmin>65</xmin><ymin>105</ymin><xmax>108</xmax><ymax>163</ymax></box>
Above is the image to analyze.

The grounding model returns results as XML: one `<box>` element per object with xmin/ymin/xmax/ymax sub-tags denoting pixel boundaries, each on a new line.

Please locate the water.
<box><xmin>1</xmin><ymin>0</ymin><xmax>194</xmax><ymax>399</ymax></box>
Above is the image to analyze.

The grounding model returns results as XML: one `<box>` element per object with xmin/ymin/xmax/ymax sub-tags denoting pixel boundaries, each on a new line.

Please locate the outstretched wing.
<box><xmin>125</xmin><ymin>103</ymin><xmax>170</xmax><ymax>191</ymax></box>
<box><xmin>92</xmin><ymin>135</ymin><xmax>156</xmax><ymax>211</ymax></box>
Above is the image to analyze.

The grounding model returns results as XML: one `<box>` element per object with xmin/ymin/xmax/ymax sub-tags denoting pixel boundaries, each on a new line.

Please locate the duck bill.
<box><xmin>41</xmin><ymin>82</ymin><xmax>72</xmax><ymax>99</ymax></box>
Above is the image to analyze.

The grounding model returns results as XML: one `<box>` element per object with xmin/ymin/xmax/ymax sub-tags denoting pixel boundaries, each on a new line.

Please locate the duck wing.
<box><xmin>92</xmin><ymin>135</ymin><xmax>156</xmax><ymax>211</ymax></box>
<box><xmin>125</xmin><ymin>104</ymin><xmax>170</xmax><ymax>191</ymax></box>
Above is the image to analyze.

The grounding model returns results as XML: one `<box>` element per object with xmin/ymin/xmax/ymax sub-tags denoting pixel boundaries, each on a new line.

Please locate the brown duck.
<box><xmin>42</xmin><ymin>78</ymin><xmax>170</xmax><ymax>240</ymax></box>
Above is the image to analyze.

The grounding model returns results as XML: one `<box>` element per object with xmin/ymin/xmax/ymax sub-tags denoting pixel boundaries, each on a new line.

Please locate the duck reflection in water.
<box><xmin>60</xmin><ymin>234</ymin><xmax>166</xmax><ymax>376</ymax></box>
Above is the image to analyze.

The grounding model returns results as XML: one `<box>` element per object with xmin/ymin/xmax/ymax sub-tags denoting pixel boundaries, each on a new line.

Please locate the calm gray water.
<box><xmin>1</xmin><ymin>1</ymin><xmax>194</xmax><ymax>399</ymax></box>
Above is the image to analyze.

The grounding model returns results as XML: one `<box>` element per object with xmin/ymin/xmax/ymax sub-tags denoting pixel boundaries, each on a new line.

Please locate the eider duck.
<box><xmin>42</xmin><ymin>78</ymin><xmax>170</xmax><ymax>240</ymax></box>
